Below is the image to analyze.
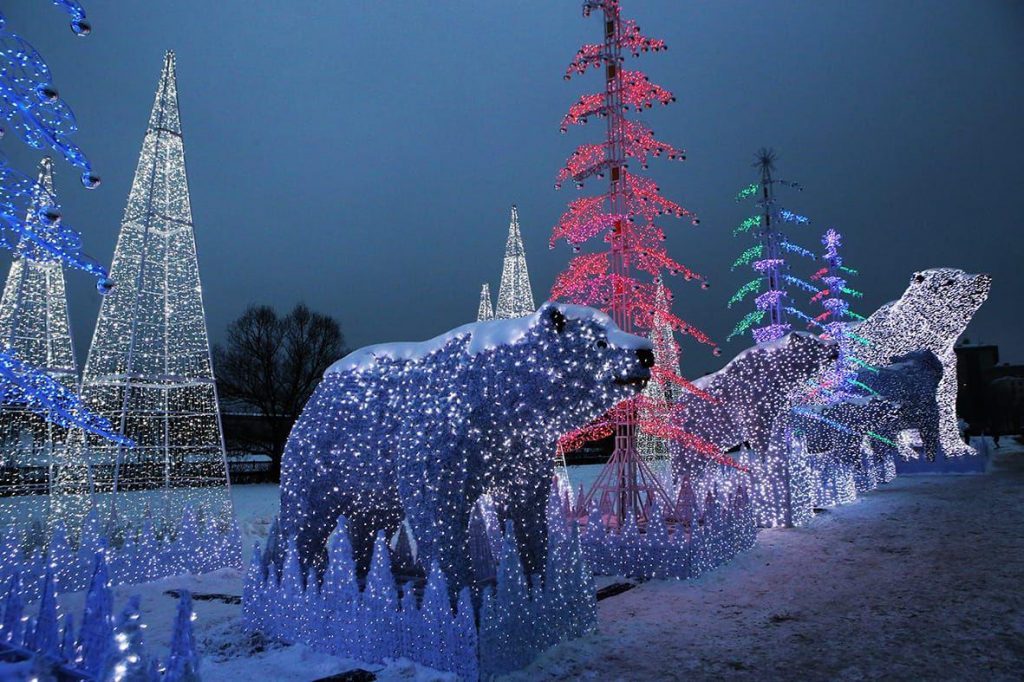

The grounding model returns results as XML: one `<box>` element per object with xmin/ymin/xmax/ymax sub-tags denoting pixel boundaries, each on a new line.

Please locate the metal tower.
<box><xmin>552</xmin><ymin>0</ymin><xmax>714</xmax><ymax>527</ymax></box>
<box><xmin>0</xmin><ymin>158</ymin><xmax>79</xmax><ymax>497</ymax></box>
<box><xmin>77</xmin><ymin>52</ymin><xmax>231</xmax><ymax>520</ymax></box>
<box><xmin>494</xmin><ymin>205</ymin><xmax>536</xmax><ymax>319</ymax></box>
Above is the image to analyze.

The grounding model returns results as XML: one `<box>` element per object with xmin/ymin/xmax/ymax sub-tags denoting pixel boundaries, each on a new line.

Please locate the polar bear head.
<box><xmin>485</xmin><ymin>302</ymin><xmax>655</xmax><ymax>438</ymax></box>
<box><xmin>902</xmin><ymin>268</ymin><xmax>991</xmax><ymax>341</ymax></box>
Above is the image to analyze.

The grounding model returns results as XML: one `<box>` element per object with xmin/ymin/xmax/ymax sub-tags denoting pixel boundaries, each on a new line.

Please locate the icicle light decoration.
<box><xmin>247</xmin><ymin>511</ymin><xmax>597</xmax><ymax>679</ymax></box>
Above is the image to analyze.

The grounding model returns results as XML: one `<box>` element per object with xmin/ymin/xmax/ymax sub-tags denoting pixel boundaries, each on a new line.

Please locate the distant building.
<box><xmin>955</xmin><ymin>341</ymin><xmax>1024</xmax><ymax>435</ymax></box>
<box><xmin>955</xmin><ymin>342</ymin><xmax>998</xmax><ymax>428</ymax></box>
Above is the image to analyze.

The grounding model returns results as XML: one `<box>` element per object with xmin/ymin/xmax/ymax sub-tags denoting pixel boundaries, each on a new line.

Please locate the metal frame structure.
<box><xmin>0</xmin><ymin>158</ymin><xmax>79</xmax><ymax>497</ymax></box>
<box><xmin>573</xmin><ymin>1</ymin><xmax>676</xmax><ymax>526</ymax></box>
<box><xmin>74</xmin><ymin>52</ymin><xmax>231</xmax><ymax>521</ymax></box>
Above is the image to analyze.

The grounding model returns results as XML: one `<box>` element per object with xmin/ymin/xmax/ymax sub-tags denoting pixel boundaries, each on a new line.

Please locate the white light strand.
<box><xmin>0</xmin><ymin>158</ymin><xmax>79</xmax><ymax>501</ymax></box>
<box><xmin>854</xmin><ymin>268</ymin><xmax>990</xmax><ymax>458</ymax></box>
<box><xmin>476</xmin><ymin>283</ymin><xmax>494</xmax><ymax>322</ymax></box>
<box><xmin>59</xmin><ymin>53</ymin><xmax>235</xmax><ymax>566</ymax></box>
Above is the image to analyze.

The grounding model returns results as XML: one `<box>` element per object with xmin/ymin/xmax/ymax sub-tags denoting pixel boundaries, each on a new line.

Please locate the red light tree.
<box><xmin>550</xmin><ymin>0</ymin><xmax>725</xmax><ymax>527</ymax></box>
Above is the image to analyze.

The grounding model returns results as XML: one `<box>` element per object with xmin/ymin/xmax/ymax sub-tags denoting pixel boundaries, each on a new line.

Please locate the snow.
<box><xmin>327</xmin><ymin>304</ymin><xmax>647</xmax><ymax>374</ymax></box>
<box><xmin>510</xmin><ymin>439</ymin><xmax>1024</xmax><ymax>680</ymax></box>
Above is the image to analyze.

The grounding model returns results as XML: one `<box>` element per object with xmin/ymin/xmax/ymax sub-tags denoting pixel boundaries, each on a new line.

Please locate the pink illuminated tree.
<box><xmin>550</xmin><ymin>0</ymin><xmax>730</xmax><ymax>527</ymax></box>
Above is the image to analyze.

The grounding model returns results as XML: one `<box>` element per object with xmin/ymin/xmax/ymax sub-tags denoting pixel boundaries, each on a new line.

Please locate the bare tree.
<box><xmin>214</xmin><ymin>304</ymin><xmax>346</xmax><ymax>479</ymax></box>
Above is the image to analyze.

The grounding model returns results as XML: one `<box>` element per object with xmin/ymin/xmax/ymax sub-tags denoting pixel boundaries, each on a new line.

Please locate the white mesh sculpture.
<box><xmin>854</xmin><ymin>268</ymin><xmax>990</xmax><ymax>458</ymax></box>
<box><xmin>671</xmin><ymin>333</ymin><xmax>838</xmax><ymax>527</ymax></box>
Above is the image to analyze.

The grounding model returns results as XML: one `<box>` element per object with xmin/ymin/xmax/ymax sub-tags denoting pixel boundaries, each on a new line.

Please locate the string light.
<box><xmin>0</xmin><ymin>552</ymin><xmax>199</xmax><ymax>680</ymax></box>
<box><xmin>0</xmin><ymin>9</ymin><xmax>99</xmax><ymax>187</ymax></box>
<box><xmin>0</xmin><ymin>7</ymin><xmax>119</xmax><ymax>472</ymax></box>
<box><xmin>551</xmin><ymin>0</ymin><xmax>719</xmax><ymax>542</ymax></box>
<box><xmin>0</xmin><ymin>159</ymin><xmax>128</xmax><ymax>512</ymax></box>
<box><xmin>671</xmin><ymin>333</ymin><xmax>839</xmax><ymax>527</ymax></box>
<box><xmin>493</xmin><ymin>205</ymin><xmax>536</xmax><ymax>319</ymax></box>
<box><xmin>475</xmin><ymin>283</ymin><xmax>494</xmax><ymax>322</ymax></box>
<box><xmin>727</xmin><ymin>149</ymin><xmax>813</xmax><ymax>344</ymax></box>
<box><xmin>853</xmin><ymin>268</ymin><xmax>991</xmax><ymax>458</ymax></box>
<box><xmin>249</xmin><ymin>502</ymin><xmax>597</xmax><ymax>677</ymax></box>
<box><xmin>790</xmin><ymin>228</ymin><xmax>873</xmax><ymax>507</ymax></box>
<box><xmin>277</xmin><ymin>303</ymin><xmax>653</xmax><ymax>588</ymax></box>
<box><xmin>65</xmin><ymin>52</ymin><xmax>235</xmax><ymax>561</ymax></box>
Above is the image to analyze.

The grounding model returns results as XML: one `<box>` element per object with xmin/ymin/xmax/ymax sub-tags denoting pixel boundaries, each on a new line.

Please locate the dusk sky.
<box><xmin>5</xmin><ymin>0</ymin><xmax>1022</xmax><ymax>376</ymax></box>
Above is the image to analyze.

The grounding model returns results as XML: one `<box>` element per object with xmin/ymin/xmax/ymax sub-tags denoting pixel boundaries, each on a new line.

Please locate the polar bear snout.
<box><xmin>613</xmin><ymin>349</ymin><xmax>653</xmax><ymax>389</ymax></box>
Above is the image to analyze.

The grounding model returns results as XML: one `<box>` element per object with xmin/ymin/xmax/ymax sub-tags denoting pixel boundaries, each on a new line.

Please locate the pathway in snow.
<box><xmin>515</xmin><ymin>459</ymin><xmax>1024</xmax><ymax>680</ymax></box>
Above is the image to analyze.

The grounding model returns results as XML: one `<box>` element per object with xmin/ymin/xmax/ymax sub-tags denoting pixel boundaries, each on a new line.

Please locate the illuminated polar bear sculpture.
<box><xmin>797</xmin><ymin>349</ymin><xmax>943</xmax><ymax>497</ymax></box>
<box><xmin>855</xmin><ymin>268</ymin><xmax>990</xmax><ymax>458</ymax></box>
<box><xmin>671</xmin><ymin>332</ymin><xmax>838</xmax><ymax>527</ymax></box>
<box><xmin>278</xmin><ymin>303</ymin><xmax>654</xmax><ymax>590</ymax></box>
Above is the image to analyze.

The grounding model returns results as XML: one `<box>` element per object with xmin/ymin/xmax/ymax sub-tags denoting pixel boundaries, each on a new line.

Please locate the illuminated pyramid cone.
<box><xmin>637</xmin><ymin>281</ymin><xmax>684</xmax><ymax>488</ymax></box>
<box><xmin>494</xmin><ymin>205</ymin><xmax>536</xmax><ymax>319</ymax></box>
<box><xmin>0</xmin><ymin>158</ymin><xmax>80</xmax><ymax>498</ymax></box>
<box><xmin>476</xmin><ymin>283</ymin><xmax>494</xmax><ymax>321</ymax></box>
<box><xmin>77</xmin><ymin>52</ymin><xmax>233</xmax><ymax>525</ymax></box>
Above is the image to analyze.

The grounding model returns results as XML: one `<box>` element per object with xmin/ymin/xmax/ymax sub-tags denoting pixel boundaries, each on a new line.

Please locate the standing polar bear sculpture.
<box><xmin>855</xmin><ymin>268</ymin><xmax>990</xmax><ymax>458</ymax></box>
<box><xmin>278</xmin><ymin>303</ymin><xmax>654</xmax><ymax>590</ymax></box>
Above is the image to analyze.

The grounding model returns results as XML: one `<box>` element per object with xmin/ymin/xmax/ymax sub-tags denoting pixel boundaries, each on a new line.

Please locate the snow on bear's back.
<box><xmin>326</xmin><ymin>303</ymin><xmax>649</xmax><ymax>376</ymax></box>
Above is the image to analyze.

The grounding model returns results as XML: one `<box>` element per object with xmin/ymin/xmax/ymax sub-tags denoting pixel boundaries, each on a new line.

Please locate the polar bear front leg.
<box><xmin>398</xmin><ymin>465</ymin><xmax>474</xmax><ymax>591</ymax></box>
<box><xmin>502</xmin><ymin>466</ymin><xmax>551</xmax><ymax>577</ymax></box>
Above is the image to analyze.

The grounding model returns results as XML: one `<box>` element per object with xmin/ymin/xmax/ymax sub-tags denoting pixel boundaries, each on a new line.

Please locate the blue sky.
<box><xmin>5</xmin><ymin>0</ymin><xmax>1022</xmax><ymax>375</ymax></box>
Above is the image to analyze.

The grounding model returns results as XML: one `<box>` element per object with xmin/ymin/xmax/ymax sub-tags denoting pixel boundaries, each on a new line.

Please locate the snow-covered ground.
<box><xmin>513</xmin><ymin>441</ymin><xmax>1024</xmax><ymax>680</ymax></box>
<box><xmin>48</xmin><ymin>445</ymin><xmax>1024</xmax><ymax>680</ymax></box>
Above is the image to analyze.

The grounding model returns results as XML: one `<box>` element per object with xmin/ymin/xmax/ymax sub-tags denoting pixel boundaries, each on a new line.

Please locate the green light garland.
<box><xmin>866</xmin><ymin>430</ymin><xmax>898</xmax><ymax>447</ymax></box>
<box><xmin>735</xmin><ymin>183</ymin><xmax>759</xmax><ymax>202</ymax></box>
<box><xmin>727</xmin><ymin>278</ymin><xmax>763</xmax><ymax>308</ymax></box>
<box><xmin>849</xmin><ymin>379</ymin><xmax>879</xmax><ymax>396</ymax></box>
<box><xmin>733</xmin><ymin>215</ymin><xmax>761</xmax><ymax>236</ymax></box>
<box><xmin>731</xmin><ymin>245</ymin><xmax>763</xmax><ymax>271</ymax></box>
<box><xmin>848</xmin><ymin>356</ymin><xmax>878</xmax><ymax>372</ymax></box>
<box><xmin>848</xmin><ymin>331</ymin><xmax>870</xmax><ymax>346</ymax></box>
<box><xmin>726</xmin><ymin>309</ymin><xmax>765</xmax><ymax>341</ymax></box>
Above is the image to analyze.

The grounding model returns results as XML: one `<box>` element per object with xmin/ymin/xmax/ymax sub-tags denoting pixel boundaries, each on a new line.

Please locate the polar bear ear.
<box><xmin>912</xmin><ymin>272</ymin><xmax>926</xmax><ymax>285</ymax></box>
<box><xmin>545</xmin><ymin>306</ymin><xmax>567</xmax><ymax>334</ymax></box>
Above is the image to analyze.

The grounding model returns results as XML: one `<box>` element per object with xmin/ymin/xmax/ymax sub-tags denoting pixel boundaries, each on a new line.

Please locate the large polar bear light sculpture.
<box><xmin>855</xmin><ymin>268</ymin><xmax>990</xmax><ymax>458</ymax></box>
<box><xmin>278</xmin><ymin>303</ymin><xmax>654</xmax><ymax>590</ymax></box>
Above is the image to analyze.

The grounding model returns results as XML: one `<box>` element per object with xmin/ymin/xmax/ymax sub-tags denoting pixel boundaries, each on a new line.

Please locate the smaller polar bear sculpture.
<box><xmin>797</xmin><ymin>349</ymin><xmax>943</xmax><ymax>493</ymax></box>
<box><xmin>278</xmin><ymin>303</ymin><xmax>654</xmax><ymax>591</ymax></box>
<box><xmin>670</xmin><ymin>332</ymin><xmax>838</xmax><ymax>526</ymax></box>
<box><xmin>855</xmin><ymin>268</ymin><xmax>990</xmax><ymax>458</ymax></box>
